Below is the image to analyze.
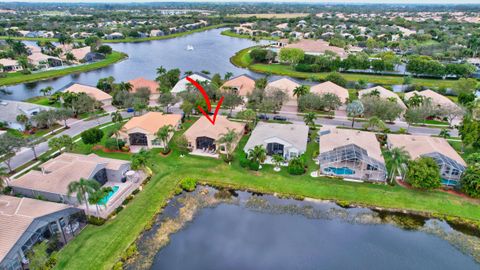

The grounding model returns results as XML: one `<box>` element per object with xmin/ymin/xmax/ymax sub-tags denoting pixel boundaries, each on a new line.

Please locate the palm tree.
<box><xmin>65</xmin><ymin>52</ymin><xmax>76</xmax><ymax>63</ymax></box>
<box><xmin>346</xmin><ymin>100</ymin><xmax>364</xmax><ymax>128</ymax></box>
<box><xmin>156</xmin><ymin>125</ymin><xmax>174</xmax><ymax>154</ymax></box>
<box><xmin>303</xmin><ymin>112</ymin><xmax>317</xmax><ymax>129</ymax></box>
<box><xmin>293</xmin><ymin>85</ymin><xmax>309</xmax><ymax>98</ymax></box>
<box><xmin>363</xmin><ymin>116</ymin><xmax>386</xmax><ymax>131</ymax></box>
<box><xmin>272</xmin><ymin>154</ymin><xmax>284</xmax><ymax>171</ymax></box>
<box><xmin>131</xmin><ymin>149</ymin><xmax>150</xmax><ymax>171</ymax></box>
<box><xmin>386</xmin><ymin>147</ymin><xmax>411</xmax><ymax>184</ymax></box>
<box><xmin>117</xmin><ymin>82</ymin><xmax>133</xmax><ymax>92</ymax></box>
<box><xmin>0</xmin><ymin>167</ymin><xmax>9</xmax><ymax>191</ymax></box>
<box><xmin>88</xmin><ymin>186</ymin><xmax>113</xmax><ymax>215</ymax></box>
<box><xmin>16</xmin><ymin>114</ymin><xmax>29</xmax><ymax>131</ymax></box>
<box><xmin>156</xmin><ymin>66</ymin><xmax>166</xmax><ymax>76</ymax></box>
<box><xmin>248</xmin><ymin>145</ymin><xmax>267</xmax><ymax>164</ymax></box>
<box><xmin>67</xmin><ymin>178</ymin><xmax>100</xmax><ymax>216</ymax></box>
<box><xmin>224</xmin><ymin>72</ymin><xmax>234</xmax><ymax>81</ymax></box>
<box><xmin>39</xmin><ymin>86</ymin><xmax>53</xmax><ymax>96</ymax></box>
<box><xmin>217</xmin><ymin>128</ymin><xmax>239</xmax><ymax>162</ymax></box>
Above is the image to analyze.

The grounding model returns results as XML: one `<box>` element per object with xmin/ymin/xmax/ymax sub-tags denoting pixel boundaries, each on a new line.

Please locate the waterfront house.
<box><xmin>318</xmin><ymin>127</ymin><xmax>387</xmax><ymax>182</ymax></box>
<box><xmin>66</xmin><ymin>47</ymin><xmax>104</xmax><ymax>63</ymax></box>
<box><xmin>244</xmin><ymin>122</ymin><xmax>309</xmax><ymax>163</ymax></box>
<box><xmin>27</xmin><ymin>53</ymin><xmax>63</xmax><ymax>69</ymax></box>
<box><xmin>127</xmin><ymin>77</ymin><xmax>161</xmax><ymax>102</ymax></box>
<box><xmin>119</xmin><ymin>112</ymin><xmax>182</xmax><ymax>150</ymax></box>
<box><xmin>0</xmin><ymin>59</ymin><xmax>23</xmax><ymax>73</ymax></box>
<box><xmin>0</xmin><ymin>100</ymin><xmax>52</xmax><ymax>131</ymax></box>
<box><xmin>404</xmin><ymin>89</ymin><xmax>458</xmax><ymax>108</ymax></box>
<box><xmin>265</xmin><ymin>77</ymin><xmax>301</xmax><ymax>100</ymax></box>
<box><xmin>387</xmin><ymin>134</ymin><xmax>466</xmax><ymax>186</ymax></box>
<box><xmin>359</xmin><ymin>86</ymin><xmax>407</xmax><ymax>110</ymax></box>
<box><xmin>310</xmin><ymin>81</ymin><xmax>349</xmax><ymax>104</ymax></box>
<box><xmin>221</xmin><ymin>74</ymin><xmax>256</xmax><ymax>97</ymax></box>
<box><xmin>150</xmin><ymin>29</ymin><xmax>165</xmax><ymax>37</ymax></box>
<box><xmin>171</xmin><ymin>73</ymin><xmax>211</xmax><ymax>94</ymax></box>
<box><xmin>9</xmin><ymin>153</ymin><xmax>144</xmax><ymax>218</ymax></box>
<box><xmin>105</xmin><ymin>32</ymin><xmax>124</xmax><ymax>40</ymax></box>
<box><xmin>184</xmin><ymin>116</ymin><xmax>245</xmax><ymax>158</ymax></box>
<box><xmin>63</xmin><ymin>83</ymin><xmax>113</xmax><ymax>107</ymax></box>
<box><xmin>275</xmin><ymin>39</ymin><xmax>349</xmax><ymax>59</ymax></box>
<box><xmin>0</xmin><ymin>195</ymin><xmax>85</xmax><ymax>270</ymax></box>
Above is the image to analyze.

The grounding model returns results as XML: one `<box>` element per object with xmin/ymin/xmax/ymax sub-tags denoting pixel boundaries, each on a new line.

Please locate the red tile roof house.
<box><xmin>221</xmin><ymin>74</ymin><xmax>256</xmax><ymax>97</ymax></box>
<box><xmin>9</xmin><ymin>153</ymin><xmax>147</xmax><ymax>218</ymax></box>
<box><xmin>127</xmin><ymin>77</ymin><xmax>161</xmax><ymax>104</ymax></box>
<box><xmin>63</xmin><ymin>83</ymin><xmax>113</xmax><ymax>109</ymax></box>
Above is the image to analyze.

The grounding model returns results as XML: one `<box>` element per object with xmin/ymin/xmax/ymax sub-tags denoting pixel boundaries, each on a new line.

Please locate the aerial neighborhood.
<box><xmin>0</xmin><ymin>2</ymin><xmax>479</xmax><ymax>270</ymax></box>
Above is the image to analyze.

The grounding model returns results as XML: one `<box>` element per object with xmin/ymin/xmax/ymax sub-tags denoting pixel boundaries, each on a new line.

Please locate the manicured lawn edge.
<box><xmin>220</xmin><ymin>29</ymin><xmax>279</xmax><ymax>41</ymax></box>
<box><xmin>0</xmin><ymin>51</ymin><xmax>127</xmax><ymax>86</ymax></box>
<box><xmin>0</xmin><ymin>24</ymin><xmax>230</xmax><ymax>44</ymax></box>
<box><xmin>231</xmin><ymin>46</ymin><xmax>462</xmax><ymax>88</ymax></box>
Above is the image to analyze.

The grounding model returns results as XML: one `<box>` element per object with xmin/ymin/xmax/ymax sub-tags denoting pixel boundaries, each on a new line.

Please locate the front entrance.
<box><xmin>267</xmin><ymin>142</ymin><xmax>284</xmax><ymax>156</ymax></box>
<box><xmin>129</xmin><ymin>132</ymin><xmax>148</xmax><ymax>146</ymax></box>
<box><xmin>196</xmin><ymin>136</ymin><xmax>215</xmax><ymax>151</ymax></box>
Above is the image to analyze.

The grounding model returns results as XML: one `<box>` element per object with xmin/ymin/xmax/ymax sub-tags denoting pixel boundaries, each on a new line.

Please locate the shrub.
<box><xmin>81</xmin><ymin>128</ymin><xmax>104</xmax><ymax>145</ymax></box>
<box><xmin>248</xmin><ymin>160</ymin><xmax>260</xmax><ymax>171</ymax></box>
<box><xmin>87</xmin><ymin>216</ymin><xmax>106</xmax><ymax>226</ymax></box>
<box><xmin>288</xmin><ymin>157</ymin><xmax>305</xmax><ymax>175</ymax></box>
<box><xmin>132</xmin><ymin>188</ymin><xmax>140</xmax><ymax>195</ymax></box>
<box><xmin>405</xmin><ymin>157</ymin><xmax>441</xmax><ymax>189</ymax></box>
<box><xmin>180</xmin><ymin>178</ymin><xmax>197</xmax><ymax>191</ymax></box>
<box><xmin>121</xmin><ymin>244</ymin><xmax>138</xmax><ymax>261</ymax></box>
<box><xmin>105</xmin><ymin>138</ymin><xmax>125</xmax><ymax>150</ymax></box>
<box><xmin>325</xmin><ymin>72</ymin><xmax>347</xmax><ymax>87</ymax></box>
<box><xmin>460</xmin><ymin>164</ymin><xmax>480</xmax><ymax>198</ymax></box>
<box><xmin>115</xmin><ymin>206</ymin><xmax>124</xmax><ymax>214</ymax></box>
<box><xmin>112</xmin><ymin>261</ymin><xmax>123</xmax><ymax>270</ymax></box>
<box><xmin>239</xmin><ymin>155</ymin><xmax>249</xmax><ymax>168</ymax></box>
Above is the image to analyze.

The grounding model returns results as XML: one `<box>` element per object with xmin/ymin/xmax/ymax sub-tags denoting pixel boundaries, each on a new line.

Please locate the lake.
<box><xmin>1</xmin><ymin>28</ymin><xmax>267</xmax><ymax>101</ymax></box>
<box><xmin>127</xmin><ymin>188</ymin><xmax>480</xmax><ymax>270</ymax></box>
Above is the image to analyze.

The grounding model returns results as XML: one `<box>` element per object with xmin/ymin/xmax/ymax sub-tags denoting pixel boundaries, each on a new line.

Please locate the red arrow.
<box><xmin>186</xmin><ymin>76</ymin><xmax>224</xmax><ymax>125</ymax></box>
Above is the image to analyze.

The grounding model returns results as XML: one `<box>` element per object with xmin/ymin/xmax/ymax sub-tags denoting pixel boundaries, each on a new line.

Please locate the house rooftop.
<box><xmin>265</xmin><ymin>77</ymin><xmax>301</xmax><ymax>99</ymax></box>
<box><xmin>0</xmin><ymin>100</ymin><xmax>51</xmax><ymax>124</ymax></box>
<box><xmin>122</xmin><ymin>112</ymin><xmax>182</xmax><ymax>134</ymax></box>
<box><xmin>64</xmin><ymin>83</ymin><xmax>112</xmax><ymax>102</ymax></box>
<box><xmin>0</xmin><ymin>58</ymin><xmax>19</xmax><ymax>66</ymax></box>
<box><xmin>404</xmin><ymin>89</ymin><xmax>457</xmax><ymax>108</ymax></box>
<box><xmin>127</xmin><ymin>77</ymin><xmax>160</xmax><ymax>94</ymax></box>
<box><xmin>221</xmin><ymin>74</ymin><xmax>256</xmax><ymax>97</ymax></box>
<box><xmin>310</xmin><ymin>81</ymin><xmax>349</xmax><ymax>103</ymax></box>
<box><xmin>359</xmin><ymin>86</ymin><xmax>406</xmax><ymax>109</ymax></box>
<box><xmin>0</xmin><ymin>195</ymin><xmax>71</xmax><ymax>262</ymax></box>
<box><xmin>171</xmin><ymin>73</ymin><xmax>211</xmax><ymax>94</ymax></box>
<box><xmin>184</xmin><ymin>115</ymin><xmax>245</xmax><ymax>141</ymax></box>
<box><xmin>387</xmin><ymin>134</ymin><xmax>466</xmax><ymax>166</ymax></box>
<box><xmin>244</xmin><ymin>122</ymin><xmax>309</xmax><ymax>153</ymax></box>
<box><xmin>284</xmin><ymin>39</ymin><xmax>348</xmax><ymax>58</ymax></box>
<box><xmin>319</xmin><ymin>127</ymin><xmax>384</xmax><ymax>163</ymax></box>
<box><xmin>10</xmin><ymin>153</ymin><xmax>129</xmax><ymax>196</ymax></box>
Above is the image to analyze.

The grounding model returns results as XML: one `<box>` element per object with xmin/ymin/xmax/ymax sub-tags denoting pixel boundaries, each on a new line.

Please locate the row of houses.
<box><xmin>1</xmin><ymin>152</ymin><xmax>146</xmax><ymax>270</ymax></box>
<box><xmin>104</xmin><ymin>20</ymin><xmax>208</xmax><ymax>40</ymax></box>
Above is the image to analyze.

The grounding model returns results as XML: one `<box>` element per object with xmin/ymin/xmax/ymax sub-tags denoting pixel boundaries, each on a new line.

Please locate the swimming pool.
<box><xmin>441</xmin><ymin>178</ymin><xmax>458</xmax><ymax>186</ymax></box>
<box><xmin>324</xmin><ymin>167</ymin><xmax>355</xmax><ymax>175</ymax></box>
<box><xmin>99</xmin><ymin>186</ymin><xmax>120</xmax><ymax>205</ymax></box>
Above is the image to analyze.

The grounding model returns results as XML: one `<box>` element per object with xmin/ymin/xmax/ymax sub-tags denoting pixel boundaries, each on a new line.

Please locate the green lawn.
<box><xmin>24</xmin><ymin>96</ymin><xmax>61</xmax><ymax>108</ymax></box>
<box><xmin>220</xmin><ymin>30</ymin><xmax>279</xmax><ymax>41</ymax></box>
<box><xmin>54</xmin><ymin>117</ymin><xmax>480</xmax><ymax>270</ymax></box>
<box><xmin>231</xmin><ymin>46</ymin><xmax>462</xmax><ymax>89</ymax></box>
<box><xmin>0</xmin><ymin>24</ymin><xmax>229</xmax><ymax>44</ymax></box>
<box><xmin>0</xmin><ymin>51</ymin><xmax>127</xmax><ymax>86</ymax></box>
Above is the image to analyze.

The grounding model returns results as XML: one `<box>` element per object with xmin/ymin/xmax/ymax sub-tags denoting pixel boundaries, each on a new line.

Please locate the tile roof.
<box><xmin>184</xmin><ymin>116</ymin><xmax>245</xmax><ymax>141</ymax></box>
<box><xmin>310</xmin><ymin>81</ymin><xmax>349</xmax><ymax>103</ymax></box>
<box><xmin>221</xmin><ymin>74</ymin><xmax>256</xmax><ymax>97</ymax></box>
<box><xmin>244</xmin><ymin>122</ymin><xmax>309</xmax><ymax>153</ymax></box>
<box><xmin>64</xmin><ymin>83</ymin><xmax>112</xmax><ymax>102</ymax></box>
<box><xmin>122</xmin><ymin>112</ymin><xmax>182</xmax><ymax>134</ymax></box>
<box><xmin>359</xmin><ymin>86</ymin><xmax>407</xmax><ymax>109</ymax></box>
<box><xmin>127</xmin><ymin>77</ymin><xmax>160</xmax><ymax>94</ymax></box>
<box><xmin>404</xmin><ymin>89</ymin><xmax>457</xmax><ymax>108</ymax></box>
<box><xmin>265</xmin><ymin>77</ymin><xmax>301</xmax><ymax>99</ymax></box>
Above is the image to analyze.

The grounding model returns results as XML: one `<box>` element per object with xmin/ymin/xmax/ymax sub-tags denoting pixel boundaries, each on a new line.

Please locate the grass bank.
<box><xmin>54</xmin><ymin>118</ymin><xmax>480</xmax><ymax>270</ymax></box>
<box><xmin>221</xmin><ymin>30</ymin><xmax>279</xmax><ymax>41</ymax></box>
<box><xmin>0</xmin><ymin>24</ymin><xmax>229</xmax><ymax>44</ymax></box>
<box><xmin>231</xmin><ymin>46</ymin><xmax>460</xmax><ymax>88</ymax></box>
<box><xmin>0</xmin><ymin>51</ymin><xmax>127</xmax><ymax>86</ymax></box>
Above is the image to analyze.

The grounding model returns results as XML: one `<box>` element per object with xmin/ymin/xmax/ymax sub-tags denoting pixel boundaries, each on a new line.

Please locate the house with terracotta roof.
<box><xmin>310</xmin><ymin>81</ymin><xmax>349</xmax><ymax>104</ymax></box>
<box><xmin>359</xmin><ymin>86</ymin><xmax>407</xmax><ymax>110</ymax></box>
<box><xmin>27</xmin><ymin>53</ymin><xmax>63</xmax><ymax>69</ymax></box>
<box><xmin>273</xmin><ymin>39</ymin><xmax>349</xmax><ymax>59</ymax></box>
<box><xmin>10</xmin><ymin>153</ymin><xmax>144</xmax><ymax>218</ymax></box>
<box><xmin>221</xmin><ymin>74</ymin><xmax>256</xmax><ymax>97</ymax></box>
<box><xmin>387</xmin><ymin>134</ymin><xmax>466</xmax><ymax>186</ymax></box>
<box><xmin>404</xmin><ymin>89</ymin><xmax>458</xmax><ymax>108</ymax></box>
<box><xmin>0</xmin><ymin>58</ymin><xmax>23</xmax><ymax>73</ymax></box>
<box><xmin>265</xmin><ymin>77</ymin><xmax>301</xmax><ymax>100</ymax></box>
<box><xmin>63</xmin><ymin>83</ymin><xmax>113</xmax><ymax>107</ymax></box>
<box><xmin>127</xmin><ymin>77</ymin><xmax>161</xmax><ymax>101</ymax></box>
<box><xmin>0</xmin><ymin>195</ymin><xmax>84</xmax><ymax>270</ymax></box>
<box><xmin>184</xmin><ymin>116</ymin><xmax>245</xmax><ymax>158</ymax></box>
<box><xmin>119</xmin><ymin>112</ymin><xmax>182</xmax><ymax>150</ymax></box>
<box><xmin>318</xmin><ymin>127</ymin><xmax>386</xmax><ymax>182</ymax></box>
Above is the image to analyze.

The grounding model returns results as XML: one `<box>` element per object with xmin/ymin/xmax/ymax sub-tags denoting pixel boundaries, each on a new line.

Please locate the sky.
<box><xmin>3</xmin><ymin>0</ymin><xmax>480</xmax><ymax>4</ymax></box>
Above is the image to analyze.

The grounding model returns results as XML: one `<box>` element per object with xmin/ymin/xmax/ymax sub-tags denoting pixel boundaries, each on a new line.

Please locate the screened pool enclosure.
<box><xmin>318</xmin><ymin>144</ymin><xmax>386</xmax><ymax>182</ymax></box>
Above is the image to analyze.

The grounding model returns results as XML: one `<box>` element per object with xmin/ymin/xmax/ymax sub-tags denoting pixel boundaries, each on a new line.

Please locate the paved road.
<box><xmin>5</xmin><ymin>103</ymin><xmax>456</xmax><ymax>173</ymax></box>
<box><xmin>6</xmin><ymin>112</ymin><xmax>133</xmax><ymax>171</ymax></box>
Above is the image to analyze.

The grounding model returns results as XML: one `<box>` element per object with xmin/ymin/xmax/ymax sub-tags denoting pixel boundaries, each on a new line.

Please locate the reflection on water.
<box><xmin>1</xmin><ymin>29</ymin><xmax>268</xmax><ymax>101</ymax></box>
<box><xmin>126</xmin><ymin>187</ymin><xmax>480</xmax><ymax>270</ymax></box>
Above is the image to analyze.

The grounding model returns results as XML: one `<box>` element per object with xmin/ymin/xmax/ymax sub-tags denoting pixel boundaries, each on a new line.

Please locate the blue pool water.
<box><xmin>325</xmin><ymin>167</ymin><xmax>355</xmax><ymax>175</ymax></box>
<box><xmin>100</xmin><ymin>186</ymin><xmax>120</xmax><ymax>205</ymax></box>
<box><xmin>441</xmin><ymin>178</ymin><xmax>458</xmax><ymax>186</ymax></box>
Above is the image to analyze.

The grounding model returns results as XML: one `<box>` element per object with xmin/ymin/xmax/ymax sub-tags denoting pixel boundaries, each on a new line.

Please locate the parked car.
<box><xmin>258</xmin><ymin>114</ymin><xmax>269</xmax><ymax>120</ymax></box>
<box><xmin>273</xmin><ymin>115</ymin><xmax>287</xmax><ymax>121</ymax></box>
<box><xmin>127</xmin><ymin>108</ymin><xmax>135</xmax><ymax>113</ymax></box>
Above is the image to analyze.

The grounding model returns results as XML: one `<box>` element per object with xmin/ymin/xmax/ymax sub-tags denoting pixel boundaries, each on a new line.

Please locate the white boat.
<box><xmin>186</xmin><ymin>45</ymin><xmax>194</xmax><ymax>51</ymax></box>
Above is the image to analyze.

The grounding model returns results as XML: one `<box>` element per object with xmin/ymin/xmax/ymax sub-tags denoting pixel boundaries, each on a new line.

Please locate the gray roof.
<box><xmin>0</xmin><ymin>100</ymin><xmax>52</xmax><ymax>124</ymax></box>
<box><xmin>244</xmin><ymin>122</ymin><xmax>309</xmax><ymax>153</ymax></box>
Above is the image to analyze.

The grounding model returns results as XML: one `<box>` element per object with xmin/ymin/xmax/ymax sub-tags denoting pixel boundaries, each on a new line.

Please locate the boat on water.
<box><xmin>186</xmin><ymin>45</ymin><xmax>194</xmax><ymax>51</ymax></box>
